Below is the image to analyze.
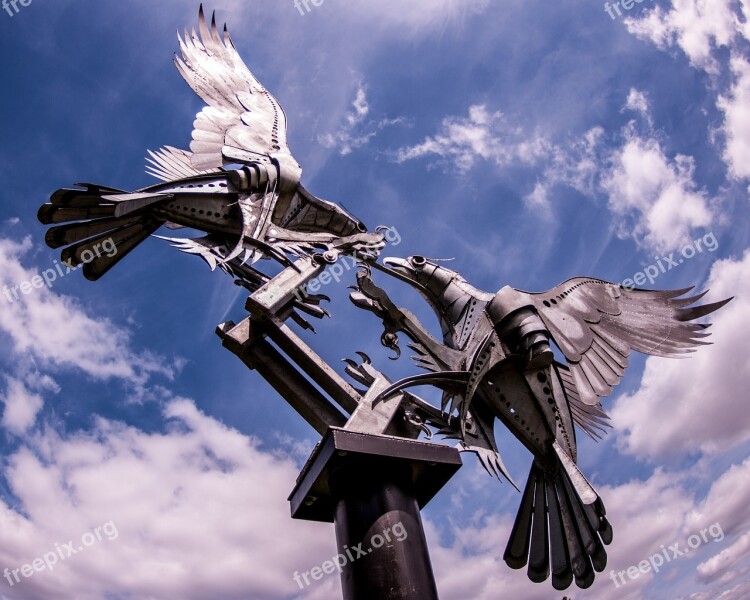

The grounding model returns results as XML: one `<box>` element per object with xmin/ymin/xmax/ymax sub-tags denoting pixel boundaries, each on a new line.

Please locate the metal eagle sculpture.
<box><xmin>37</xmin><ymin>5</ymin><xmax>383</xmax><ymax>326</ymax></box>
<box><xmin>349</xmin><ymin>257</ymin><xmax>730</xmax><ymax>590</ymax></box>
<box><xmin>35</xmin><ymin>6</ymin><xmax>732</xmax><ymax>594</ymax></box>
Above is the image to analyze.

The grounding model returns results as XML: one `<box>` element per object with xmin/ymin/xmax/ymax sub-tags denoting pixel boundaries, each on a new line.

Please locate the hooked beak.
<box><xmin>382</xmin><ymin>257</ymin><xmax>416</xmax><ymax>277</ymax></box>
<box><xmin>370</xmin><ymin>256</ymin><xmax>429</xmax><ymax>294</ymax></box>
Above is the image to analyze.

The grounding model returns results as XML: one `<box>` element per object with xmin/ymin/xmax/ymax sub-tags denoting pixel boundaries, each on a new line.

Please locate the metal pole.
<box><xmin>330</xmin><ymin>458</ymin><xmax>439</xmax><ymax>600</ymax></box>
<box><xmin>290</xmin><ymin>429</ymin><xmax>460</xmax><ymax>600</ymax></box>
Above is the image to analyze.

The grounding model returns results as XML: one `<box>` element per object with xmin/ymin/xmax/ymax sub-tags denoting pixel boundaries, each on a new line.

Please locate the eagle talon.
<box><xmin>404</xmin><ymin>411</ymin><xmax>433</xmax><ymax>439</ymax></box>
<box><xmin>355</xmin><ymin>351</ymin><xmax>372</xmax><ymax>365</ymax></box>
<box><xmin>381</xmin><ymin>332</ymin><xmax>401</xmax><ymax>360</ymax></box>
<box><xmin>342</xmin><ymin>354</ymin><xmax>378</xmax><ymax>386</ymax></box>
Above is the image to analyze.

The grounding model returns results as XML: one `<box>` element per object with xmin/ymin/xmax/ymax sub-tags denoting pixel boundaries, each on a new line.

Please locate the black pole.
<box><xmin>331</xmin><ymin>457</ymin><xmax>439</xmax><ymax>600</ymax></box>
<box><xmin>289</xmin><ymin>428</ymin><xmax>462</xmax><ymax>600</ymax></box>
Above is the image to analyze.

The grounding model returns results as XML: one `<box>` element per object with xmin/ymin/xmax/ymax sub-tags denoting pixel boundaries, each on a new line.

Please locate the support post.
<box><xmin>289</xmin><ymin>428</ymin><xmax>462</xmax><ymax>600</ymax></box>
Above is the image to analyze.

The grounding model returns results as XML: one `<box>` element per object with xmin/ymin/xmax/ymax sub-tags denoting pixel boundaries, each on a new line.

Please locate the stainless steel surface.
<box><xmin>38</xmin><ymin>6</ymin><xmax>383</xmax><ymax>286</ymax></box>
<box><xmin>36</xmin><ymin>5</ymin><xmax>733</xmax><ymax>595</ymax></box>
<box><xmin>349</xmin><ymin>256</ymin><xmax>730</xmax><ymax>589</ymax></box>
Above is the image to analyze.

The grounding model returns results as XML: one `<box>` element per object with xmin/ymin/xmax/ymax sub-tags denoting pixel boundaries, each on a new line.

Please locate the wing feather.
<box><xmin>174</xmin><ymin>6</ymin><xmax>299</xmax><ymax>176</ymax></box>
<box><xmin>519</xmin><ymin>278</ymin><xmax>731</xmax><ymax>405</ymax></box>
<box><xmin>145</xmin><ymin>146</ymin><xmax>221</xmax><ymax>182</ymax></box>
<box><xmin>557</xmin><ymin>364</ymin><xmax>612</xmax><ymax>439</ymax></box>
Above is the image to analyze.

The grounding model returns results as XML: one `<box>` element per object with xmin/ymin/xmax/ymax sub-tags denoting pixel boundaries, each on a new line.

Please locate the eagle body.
<box><xmin>356</xmin><ymin>255</ymin><xmax>730</xmax><ymax>589</ymax></box>
<box><xmin>38</xmin><ymin>7</ymin><xmax>381</xmax><ymax>284</ymax></box>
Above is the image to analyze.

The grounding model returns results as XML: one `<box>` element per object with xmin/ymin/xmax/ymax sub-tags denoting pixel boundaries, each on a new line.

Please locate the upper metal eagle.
<box><xmin>37</xmin><ymin>6</ymin><xmax>383</xmax><ymax>302</ymax></box>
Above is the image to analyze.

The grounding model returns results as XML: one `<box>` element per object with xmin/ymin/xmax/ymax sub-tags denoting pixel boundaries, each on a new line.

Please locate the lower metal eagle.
<box><xmin>349</xmin><ymin>256</ymin><xmax>731</xmax><ymax>590</ymax></box>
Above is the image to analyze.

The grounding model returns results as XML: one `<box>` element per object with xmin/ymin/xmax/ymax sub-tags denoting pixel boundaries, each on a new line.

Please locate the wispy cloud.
<box><xmin>318</xmin><ymin>81</ymin><xmax>406</xmax><ymax>156</ymax></box>
<box><xmin>396</xmin><ymin>97</ymin><xmax>715</xmax><ymax>252</ymax></box>
<box><xmin>395</xmin><ymin>104</ymin><xmax>551</xmax><ymax>173</ymax></box>
<box><xmin>340</xmin><ymin>0</ymin><xmax>490</xmax><ymax>33</ymax></box>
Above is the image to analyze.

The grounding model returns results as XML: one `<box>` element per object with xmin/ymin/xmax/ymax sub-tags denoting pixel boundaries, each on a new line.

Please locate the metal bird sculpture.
<box><xmin>34</xmin><ymin>6</ymin><xmax>734</xmax><ymax>595</ymax></box>
<box><xmin>349</xmin><ymin>256</ymin><xmax>731</xmax><ymax>590</ymax></box>
<box><xmin>37</xmin><ymin>6</ymin><xmax>383</xmax><ymax>311</ymax></box>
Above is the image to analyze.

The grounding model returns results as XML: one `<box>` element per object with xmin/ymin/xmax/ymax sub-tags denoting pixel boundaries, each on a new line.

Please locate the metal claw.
<box><xmin>305</xmin><ymin>293</ymin><xmax>331</xmax><ymax>305</ymax></box>
<box><xmin>381</xmin><ymin>332</ymin><xmax>401</xmax><ymax>360</ymax></box>
<box><xmin>404</xmin><ymin>411</ymin><xmax>433</xmax><ymax>439</ymax></box>
<box><xmin>355</xmin><ymin>351</ymin><xmax>371</xmax><ymax>365</ymax></box>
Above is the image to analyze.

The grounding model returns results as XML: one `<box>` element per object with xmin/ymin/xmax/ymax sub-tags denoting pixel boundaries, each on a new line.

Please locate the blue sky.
<box><xmin>0</xmin><ymin>1</ymin><xmax>749</xmax><ymax>598</ymax></box>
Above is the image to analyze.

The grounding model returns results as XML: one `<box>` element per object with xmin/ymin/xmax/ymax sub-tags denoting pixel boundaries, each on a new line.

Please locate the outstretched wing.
<box><xmin>517</xmin><ymin>278</ymin><xmax>731</xmax><ymax>405</ymax></box>
<box><xmin>174</xmin><ymin>6</ymin><xmax>302</xmax><ymax>185</ymax></box>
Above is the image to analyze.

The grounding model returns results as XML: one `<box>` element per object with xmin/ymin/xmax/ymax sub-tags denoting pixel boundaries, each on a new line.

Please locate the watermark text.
<box><xmin>610</xmin><ymin>522</ymin><xmax>724</xmax><ymax>588</ymax></box>
<box><xmin>3</xmin><ymin>521</ymin><xmax>119</xmax><ymax>588</ymax></box>
<box><xmin>3</xmin><ymin>237</ymin><xmax>118</xmax><ymax>304</ymax></box>
<box><xmin>293</xmin><ymin>521</ymin><xmax>408</xmax><ymax>589</ymax></box>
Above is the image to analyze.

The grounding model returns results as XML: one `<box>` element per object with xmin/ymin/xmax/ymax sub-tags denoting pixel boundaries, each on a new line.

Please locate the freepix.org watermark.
<box><xmin>3</xmin><ymin>237</ymin><xmax>118</xmax><ymax>304</ymax></box>
<box><xmin>609</xmin><ymin>522</ymin><xmax>725</xmax><ymax>588</ymax></box>
<box><xmin>2</xmin><ymin>0</ymin><xmax>32</xmax><ymax>18</ymax></box>
<box><xmin>293</xmin><ymin>521</ymin><xmax>408</xmax><ymax>589</ymax></box>
<box><xmin>609</xmin><ymin>231</ymin><xmax>718</xmax><ymax>294</ymax></box>
<box><xmin>3</xmin><ymin>521</ymin><xmax>119</xmax><ymax>588</ymax></box>
<box><xmin>604</xmin><ymin>0</ymin><xmax>655</xmax><ymax>21</ymax></box>
<box><xmin>294</xmin><ymin>0</ymin><xmax>324</xmax><ymax>16</ymax></box>
<box><xmin>294</xmin><ymin>227</ymin><xmax>402</xmax><ymax>302</ymax></box>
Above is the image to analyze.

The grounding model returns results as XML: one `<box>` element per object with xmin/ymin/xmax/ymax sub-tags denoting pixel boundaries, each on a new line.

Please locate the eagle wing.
<box><xmin>516</xmin><ymin>278</ymin><xmax>731</xmax><ymax>405</ymax></box>
<box><xmin>173</xmin><ymin>6</ymin><xmax>301</xmax><ymax>186</ymax></box>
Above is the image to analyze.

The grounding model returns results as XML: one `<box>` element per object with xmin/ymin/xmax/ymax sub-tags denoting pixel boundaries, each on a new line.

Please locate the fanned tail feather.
<box><xmin>504</xmin><ymin>459</ymin><xmax>612</xmax><ymax>590</ymax></box>
<box><xmin>39</xmin><ymin>184</ymin><xmax>168</xmax><ymax>281</ymax></box>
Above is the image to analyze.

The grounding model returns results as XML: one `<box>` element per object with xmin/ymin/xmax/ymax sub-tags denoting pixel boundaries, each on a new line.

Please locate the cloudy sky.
<box><xmin>1</xmin><ymin>0</ymin><xmax>749</xmax><ymax>598</ymax></box>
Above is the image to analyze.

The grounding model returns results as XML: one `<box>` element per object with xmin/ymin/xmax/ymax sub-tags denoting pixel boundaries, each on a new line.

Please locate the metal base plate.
<box><xmin>289</xmin><ymin>427</ymin><xmax>463</xmax><ymax>522</ymax></box>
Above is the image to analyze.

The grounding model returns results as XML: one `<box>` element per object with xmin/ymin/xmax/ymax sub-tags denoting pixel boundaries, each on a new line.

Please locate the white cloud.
<box><xmin>428</xmin><ymin>460</ymin><xmax>750</xmax><ymax>600</ymax></box>
<box><xmin>611</xmin><ymin>250</ymin><xmax>750</xmax><ymax>459</ymax></box>
<box><xmin>718</xmin><ymin>55</ymin><xmax>750</xmax><ymax>180</ymax></box>
<box><xmin>697</xmin><ymin>533</ymin><xmax>750</xmax><ymax>583</ymax></box>
<box><xmin>395</xmin><ymin>104</ymin><xmax>551</xmax><ymax>174</ymax></box>
<box><xmin>685</xmin><ymin>458</ymin><xmax>750</xmax><ymax>543</ymax></box>
<box><xmin>348</xmin><ymin>85</ymin><xmax>369</xmax><ymax>126</ymax></box>
<box><xmin>1</xmin><ymin>377</ymin><xmax>45</xmax><ymax>436</ymax></box>
<box><xmin>624</xmin><ymin>2</ymin><xmax>750</xmax><ymax>187</ymax></box>
<box><xmin>625</xmin><ymin>0</ymin><xmax>740</xmax><ymax>74</ymax></box>
<box><xmin>318</xmin><ymin>81</ymin><xmax>385</xmax><ymax>156</ymax></box>
<box><xmin>523</xmin><ymin>181</ymin><xmax>550</xmax><ymax>210</ymax></box>
<box><xmin>624</xmin><ymin>88</ymin><xmax>652</xmax><ymax>123</ymax></box>
<box><xmin>0</xmin><ymin>398</ymin><xmax>337</xmax><ymax>600</ymax></box>
<box><xmin>601</xmin><ymin>129</ymin><xmax>713</xmax><ymax>251</ymax></box>
<box><xmin>0</xmin><ymin>237</ymin><xmax>178</xmax><ymax>387</ymax></box>
<box><xmin>396</xmin><ymin>96</ymin><xmax>715</xmax><ymax>251</ymax></box>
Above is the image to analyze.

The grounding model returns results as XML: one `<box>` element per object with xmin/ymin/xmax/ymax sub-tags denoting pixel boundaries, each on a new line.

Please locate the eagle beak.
<box><xmin>382</xmin><ymin>257</ymin><xmax>416</xmax><ymax>278</ymax></box>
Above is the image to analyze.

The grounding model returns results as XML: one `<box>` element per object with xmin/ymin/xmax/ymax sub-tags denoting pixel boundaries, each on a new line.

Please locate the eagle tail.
<box><xmin>38</xmin><ymin>184</ymin><xmax>167</xmax><ymax>281</ymax></box>
<box><xmin>503</xmin><ymin>459</ymin><xmax>612</xmax><ymax>590</ymax></box>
